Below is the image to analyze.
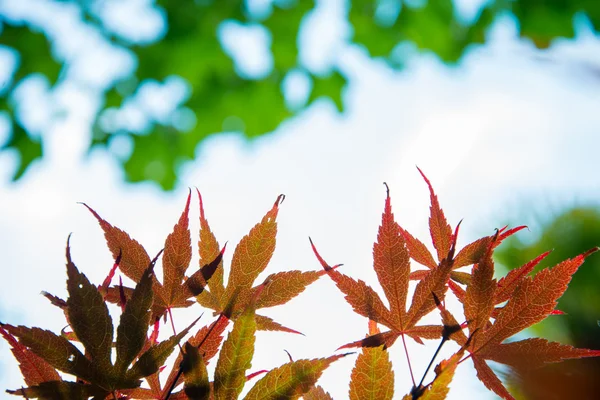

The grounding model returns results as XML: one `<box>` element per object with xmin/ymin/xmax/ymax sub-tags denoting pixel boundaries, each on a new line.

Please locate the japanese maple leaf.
<box><xmin>172</xmin><ymin>290</ymin><xmax>347</xmax><ymax>400</ymax></box>
<box><xmin>193</xmin><ymin>191</ymin><xmax>325</xmax><ymax>334</ymax></box>
<box><xmin>121</xmin><ymin>313</ymin><xmax>230</xmax><ymax>400</ymax></box>
<box><xmin>455</xmin><ymin>243</ymin><xmax>600</xmax><ymax>400</ymax></box>
<box><xmin>0</xmin><ymin>326</ymin><xmax>60</xmax><ymax>388</ymax></box>
<box><xmin>2</xmin><ymin>237</ymin><xmax>195</xmax><ymax>399</ymax></box>
<box><xmin>400</xmin><ymin>167</ymin><xmax>526</xmax><ymax>286</ymax></box>
<box><xmin>310</xmin><ymin>183</ymin><xmax>450</xmax><ymax>351</ymax></box>
<box><xmin>348</xmin><ymin>321</ymin><xmax>394</xmax><ymax>400</ymax></box>
<box><xmin>83</xmin><ymin>190</ymin><xmax>223</xmax><ymax>321</ymax></box>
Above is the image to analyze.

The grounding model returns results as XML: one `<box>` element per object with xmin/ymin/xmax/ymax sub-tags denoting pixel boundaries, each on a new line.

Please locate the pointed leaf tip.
<box><xmin>196</xmin><ymin>188</ymin><xmax>206</xmax><ymax>220</ymax></box>
<box><xmin>246</xmin><ymin>370</ymin><xmax>268</xmax><ymax>381</ymax></box>
<box><xmin>309</xmin><ymin>237</ymin><xmax>332</xmax><ymax>270</ymax></box>
<box><xmin>582</xmin><ymin>246</ymin><xmax>599</xmax><ymax>258</ymax></box>
<box><xmin>284</xmin><ymin>349</ymin><xmax>294</xmax><ymax>362</ymax></box>
<box><xmin>187</xmin><ymin>246</ymin><xmax>226</xmax><ymax>296</ymax></box>
<box><xmin>383</xmin><ymin>182</ymin><xmax>390</xmax><ymax>198</ymax></box>
<box><xmin>275</xmin><ymin>194</ymin><xmax>285</xmax><ymax>207</ymax></box>
<box><xmin>415</xmin><ymin>168</ymin><xmax>453</xmax><ymax>263</ymax></box>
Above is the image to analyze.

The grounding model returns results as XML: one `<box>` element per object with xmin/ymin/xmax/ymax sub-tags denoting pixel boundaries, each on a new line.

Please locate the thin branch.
<box><xmin>417</xmin><ymin>337</ymin><xmax>447</xmax><ymax>389</ymax></box>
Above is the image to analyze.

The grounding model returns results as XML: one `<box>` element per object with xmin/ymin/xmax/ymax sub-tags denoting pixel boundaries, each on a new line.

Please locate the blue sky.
<box><xmin>1</xmin><ymin>0</ymin><xmax>600</xmax><ymax>398</ymax></box>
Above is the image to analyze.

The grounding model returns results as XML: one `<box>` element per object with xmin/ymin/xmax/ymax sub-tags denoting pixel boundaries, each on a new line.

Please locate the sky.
<box><xmin>1</xmin><ymin>0</ymin><xmax>600</xmax><ymax>399</ymax></box>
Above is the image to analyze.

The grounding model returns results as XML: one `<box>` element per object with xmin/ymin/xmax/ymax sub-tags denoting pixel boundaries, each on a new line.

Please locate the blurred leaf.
<box><xmin>2</xmin><ymin>120</ymin><xmax>42</xmax><ymax>180</ymax></box>
<box><xmin>3</xmin><ymin>0</ymin><xmax>600</xmax><ymax>188</ymax></box>
<box><xmin>308</xmin><ymin>70</ymin><xmax>347</xmax><ymax>112</ymax></box>
<box><xmin>495</xmin><ymin>207</ymin><xmax>600</xmax><ymax>349</ymax></box>
<box><xmin>496</xmin><ymin>207</ymin><xmax>600</xmax><ymax>399</ymax></box>
<box><xmin>0</xmin><ymin>23</ymin><xmax>61</xmax><ymax>86</ymax></box>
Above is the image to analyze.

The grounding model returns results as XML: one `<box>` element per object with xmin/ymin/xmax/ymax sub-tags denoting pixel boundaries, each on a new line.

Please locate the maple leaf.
<box><xmin>457</xmin><ymin>245</ymin><xmax>600</xmax><ymax>400</ymax></box>
<box><xmin>181</xmin><ymin>342</ymin><xmax>210</xmax><ymax>400</ymax></box>
<box><xmin>417</xmin><ymin>167</ymin><xmax>453</xmax><ymax>263</ymax></box>
<box><xmin>398</xmin><ymin>169</ymin><xmax>526</xmax><ymax>285</ymax></box>
<box><xmin>304</xmin><ymin>386</ymin><xmax>334</xmax><ymax>400</ymax></box>
<box><xmin>192</xmin><ymin>192</ymin><xmax>324</xmax><ymax>334</ymax></box>
<box><xmin>243</xmin><ymin>354</ymin><xmax>350</xmax><ymax>399</ymax></box>
<box><xmin>213</xmin><ymin>304</ymin><xmax>257</xmax><ymax>399</ymax></box>
<box><xmin>2</xmin><ymin>237</ymin><xmax>195</xmax><ymax>398</ymax></box>
<box><xmin>310</xmin><ymin>184</ymin><xmax>448</xmax><ymax>350</ymax></box>
<box><xmin>84</xmin><ymin>191</ymin><xmax>225</xmax><ymax>322</ymax></box>
<box><xmin>0</xmin><ymin>325</ymin><xmax>60</xmax><ymax>387</ymax></box>
<box><xmin>348</xmin><ymin>322</ymin><xmax>394</xmax><ymax>400</ymax></box>
<box><xmin>120</xmin><ymin>314</ymin><xmax>230</xmax><ymax>399</ymax></box>
<box><xmin>7</xmin><ymin>381</ymin><xmax>108</xmax><ymax>399</ymax></box>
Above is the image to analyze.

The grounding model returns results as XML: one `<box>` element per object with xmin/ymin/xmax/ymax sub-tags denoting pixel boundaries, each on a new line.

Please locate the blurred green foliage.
<box><xmin>2</xmin><ymin>0</ymin><xmax>600</xmax><ymax>189</ymax></box>
<box><xmin>496</xmin><ymin>207</ymin><xmax>600</xmax><ymax>399</ymax></box>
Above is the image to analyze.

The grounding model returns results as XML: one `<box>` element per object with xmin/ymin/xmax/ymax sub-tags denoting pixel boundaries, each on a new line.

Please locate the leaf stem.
<box><xmin>417</xmin><ymin>337</ymin><xmax>447</xmax><ymax>389</ymax></box>
<box><xmin>401</xmin><ymin>333</ymin><xmax>416</xmax><ymax>388</ymax></box>
<box><xmin>167</xmin><ymin>307</ymin><xmax>178</xmax><ymax>336</ymax></box>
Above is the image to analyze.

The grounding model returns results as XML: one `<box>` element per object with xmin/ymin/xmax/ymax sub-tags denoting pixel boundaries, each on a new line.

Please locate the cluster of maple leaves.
<box><xmin>1</xmin><ymin>170</ymin><xmax>599</xmax><ymax>400</ymax></box>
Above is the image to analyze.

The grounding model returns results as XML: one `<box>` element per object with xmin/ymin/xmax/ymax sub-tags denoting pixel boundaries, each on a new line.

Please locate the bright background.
<box><xmin>2</xmin><ymin>0</ymin><xmax>600</xmax><ymax>399</ymax></box>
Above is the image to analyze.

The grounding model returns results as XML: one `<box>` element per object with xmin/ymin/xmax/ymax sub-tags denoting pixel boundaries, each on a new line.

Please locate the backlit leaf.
<box><xmin>312</xmin><ymin>181</ymin><xmax>456</xmax><ymax>350</ymax></box>
<box><xmin>0</xmin><ymin>325</ymin><xmax>60</xmax><ymax>386</ymax></box>
<box><xmin>462</xmin><ymin>248</ymin><xmax>600</xmax><ymax>399</ymax></box>
<box><xmin>197</xmin><ymin>189</ymin><xmax>225</xmax><ymax>301</ymax></box>
<box><xmin>243</xmin><ymin>354</ymin><xmax>349</xmax><ymax>400</ymax></box>
<box><xmin>478</xmin><ymin>338</ymin><xmax>600</xmax><ymax>370</ymax></box>
<box><xmin>304</xmin><ymin>385</ymin><xmax>334</xmax><ymax>400</ymax></box>
<box><xmin>224</xmin><ymin>195</ymin><xmax>283</xmax><ymax>307</ymax></box>
<box><xmin>494</xmin><ymin>251</ymin><xmax>551</xmax><ymax>304</ymax></box>
<box><xmin>349</xmin><ymin>338</ymin><xmax>394</xmax><ymax>400</ymax></box>
<box><xmin>214</xmin><ymin>306</ymin><xmax>256</xmax><ymax>400</ymax></box>
<box><xmin>161</xmin><ymin>315</ymin><xmax>230</xmax><ymax>398</ymax></box>
<box><xmin>398</xmin><ymin>227</ymin><xmax>437</xmax><ymax>270</ymax></box>
<box><xmin>0</xmin><ymin>324</ymin><xmax>94</xmax><ymax>383</ymax></box>
<box><xmin>417</xmin><ymin>168</ymin><xmax>452</xmax><ymax>262</ymax></box>
<box><xmin>127</xmin><ymin>317</ymin><xmax>198</xmax><ymax>381</ymax></box>
<box><xmin>373</xmin><ymin>187</ymin><xmax>410</xmax><ymax>324</ymax></box>
<box><xmin>65</xmin><ymin>239</ymin><xmax>113</xmax><ymax>371</ymax></box>
<box><xmin>452</xmin><ymin>225</ymin><xmax>527</xmax><ymax>271</ymax></box>
<box><xmin>7</xmin><ymin>381</ymin><xmax>107</xmax><ymax>399</ymax></box>
<box><xmin>83</xmin><ymin>204</ymin><xmax>151</xmax><ymax>283</ymax></box>
<box><xmin>479</xmin><ymin>251</ymin><xmax>597</xmax><ymax>349</ymax></box>
<box><xmin>463</xmin><ymin>246</ymin><xmax>496</xmax><ymax>344</ymax></box>
<box><xmin>405</xmin><ymin>258</ymin><xmax>452</xmax><ymax>328</ymax></box>
<box><xmin>452</xmin><ymin>236</ymin><xmax>491</xmax><ymax>269</ymax></box>
<box><xmin>255</xmin><ymin>314</ymin><xmax>302</xmax><ymax>335</ymax></box>
<box><xmin>181</xmin><ymin>342</ymin><xmax>210</xmax><ymax>400</ymax></box>
<box><xmin>115</xmin><ymin>263</ymin><xmax>155</xmax><ymax>374</ymax></box>
<box><xmin>472</xmin><ymin>356</ymin><xmax>513</xmax><ymax>400</ymax></box>
<box><xmin>310</xmin><ymin>238</ymin><xmax>395</xmax><ymax>328</ymax></box>
<box><xmin>162</xmin><ymin>191</ymin><xmax>193</xmax><ymax>305</ymax></box>
<box><xmin>185</xmin><ymin>245</ymin><xmax>226</xmax><ymax>297</ymax></box>
<box><xmin>255</xmin><ymin>270</ymin><xmax>322</xmax><ymax>309</ymax></box>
